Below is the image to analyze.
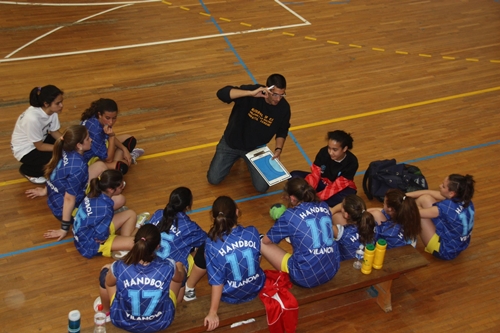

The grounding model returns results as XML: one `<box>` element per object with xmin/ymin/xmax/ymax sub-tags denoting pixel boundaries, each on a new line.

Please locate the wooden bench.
<box><xmin>94</xmin><ymin>245</ymin><xmax>429</xmax><ymax>333</ymax></box>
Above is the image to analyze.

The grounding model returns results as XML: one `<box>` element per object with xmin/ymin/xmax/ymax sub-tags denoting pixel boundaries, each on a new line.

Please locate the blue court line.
<box><xmin>198</xmin><ymin>0</ymin><xmax>311</xmax><ymax>165</ymax></box>
<box><xmin>2</xmin><ymin>138</ymin><xmax>498</xmax><ymax>259</ymax></box>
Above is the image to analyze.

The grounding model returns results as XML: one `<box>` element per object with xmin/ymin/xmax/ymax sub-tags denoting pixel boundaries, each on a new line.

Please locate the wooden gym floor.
<box><xmin>0</xmin><ymin>0</ymin><xmax>499</xmax><ymax>332</ymax></box>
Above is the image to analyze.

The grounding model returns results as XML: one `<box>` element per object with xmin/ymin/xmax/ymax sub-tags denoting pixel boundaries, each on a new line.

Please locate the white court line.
<box><xmin>0</xmin><ymin>0</ymin><xmax>157</xmax><ymax>6</ymax></box>
<box><xmin>5</xmin><ymin>4</ymin><xmax>133</xmax><ymax>58</ymax></box>
<box><xmin>0</xmin><ymin>23</ymin><xmax>310</xmax><ymax>63</ymax></box>
<box><xmin>1</xmin><ymin>0</ymin><xmax>311</xmax><ymax>63</ymax></box>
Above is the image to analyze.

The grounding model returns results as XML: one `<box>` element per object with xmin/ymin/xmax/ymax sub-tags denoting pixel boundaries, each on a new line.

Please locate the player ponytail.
<box><xmin>29</xmin><ymin>85</ymin><xmax>63</xmax><ymax>108</ymax></box>
<box><xmin>208</xmin><ymin>196</ymin><xmax>238</xmax><ymax>241</ymax></box>
<box><xmin>80</xmin><ymin>98</ymin><xmax>118</xmax><ymax>121</ymax></box>
<box><xmin>88</xmin><ymin>169</ymin><xmax>123</xmax><ymax>198</ymax></box>
<box><xmin>448</xmin><ymin>174</ymin><xmax>475</xmax><ymax>208</ymax></box>
<box><xmin>284</xmin><ymin>177</ymin><xmax>320</xmax><ymax>204</ymax></box>
<box><xmin>157</xmin><ymin>187</ymin><xmax>193</xmax><ymax>234</ymax></box>
<box><xmin>385</xmin><ymin>189</ymin><xmax>421</xmax><ymax>241</ymax></box>
<box><xmin>44</xmin><ymin>125</ymin><xmax>88</xmax><ymax>179</ymax></box>
<box><xmin>342</xmin><ymin>195</ymin><xmax>375</xmax><ymax>245</ymax></box>
<box><xmin>123</xmin><ymin>224</ymin><xmax>161</xmax><ymax>265</ymax></box>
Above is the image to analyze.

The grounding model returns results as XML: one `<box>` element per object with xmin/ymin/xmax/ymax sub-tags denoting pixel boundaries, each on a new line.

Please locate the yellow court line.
<box><xmin>2</xmin><ymin>85</ymin><xmax>500</xmax><ymax>187</ymax></box>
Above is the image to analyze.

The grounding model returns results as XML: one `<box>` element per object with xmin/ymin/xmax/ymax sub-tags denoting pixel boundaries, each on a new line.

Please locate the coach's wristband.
<box><xmin>61</xmin><ymin>220</ymin><xmax>71</xmax><ymax>231</ymax></box>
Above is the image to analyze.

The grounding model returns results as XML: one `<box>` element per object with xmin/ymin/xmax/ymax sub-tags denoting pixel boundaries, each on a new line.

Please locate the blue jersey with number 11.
<box><xmin>205</xmin><ymin>225</ymin><xmax>265</xmax><ymax>304</ymax></box>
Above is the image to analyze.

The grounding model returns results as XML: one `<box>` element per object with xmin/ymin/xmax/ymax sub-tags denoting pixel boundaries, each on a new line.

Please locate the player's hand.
<box><xmin>103</xmin><ymin>125</ymin><xmax>115</xmax><ymax>137</ymax></box>
<box><xmin>204</xmin><ymin>312</ymin><xmax>219</xmax><ymax>331</ymax></box>
<box><xmin>44</xmin><ymin>229</ymin><xmax>68</xmax><ymax>241</ymax></box>
<box><xmin>122</xmin><ymin>150</ymin><xmax>132</xmax><ymax>165</ymax></box>
<box><xmin>26</xmin><ymin>186</ymin><xmax>47</xmax><ymax>199</ymax></box>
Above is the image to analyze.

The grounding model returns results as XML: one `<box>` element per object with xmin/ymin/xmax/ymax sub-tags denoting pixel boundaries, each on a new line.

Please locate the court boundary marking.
<box><xmin>0</xmin><ymin>0</ymin><xmax>310</xmax><ymax>62</ymax></box>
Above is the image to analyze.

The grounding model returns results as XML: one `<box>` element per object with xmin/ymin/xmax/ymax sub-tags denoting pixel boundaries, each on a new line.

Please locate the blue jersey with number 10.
<box><xmin>267</xmin><ymin>201</ymin><xmax>340</xmax><ymax>288</ymax></box>
<box><xmin>205</xmin><ymin>225</ymin><xmax>265</xmax><ymax>304</ymax></box>
<box><xmin>110</xmin><ymin>257</ymin><xmax>176</xmax><ymax>333</ymax></box>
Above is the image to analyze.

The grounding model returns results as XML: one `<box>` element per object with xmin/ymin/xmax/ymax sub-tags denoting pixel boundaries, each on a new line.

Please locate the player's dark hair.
<box><xmin>208</xmin><ymin>196</ymin><xmax>238</xmax><ymax>242</ymax></box>
<box><xmin>284</xmin><ymin>178</ymin><xmax>319</xmax><ymax>204</ymax></box>
<box><xmin>385</xmin><ymin>189</ymin><xmax>421</xmax><ymax>241</ymax></box>
<box><xmin>448</xmin><ymin>174</ymin><xmax>475</xmax><ymax>207</ymax></box>
<box><xmin>44</xmin><ymin>125</ymin><xmax>88</xmax><ymax>179</ymax></box>
<box><xmin>123</xmin><ymin>224</ymin><xmax>161</xmax><ymax>265</ymax></box>
<box><xmin>157</xmin><ymin>187</ymin><xmax>193</xmax><ymax>234</ymax></box>
<box><xmin>326</xmin><ymin>130</ymin><xmax>354</xmax><ymax>150</ymax></box>
<box><xmin>87</xmin><ymin>169</ymin><xmax>123</xmax><ymax>198</ymax></box>
<box><xmin>29</xmin><ymin>85</ymin><xmax>63</xmax><ymax>108</ymax></box>
<box><xmin>266</xmin><ymin>74</ymin><xmax>287</xmax><ymax>89</ymax></box>
<box><xmin>343</xmin><ymin>195</ymin><xmax>376</xmax><ymax>245</ymax></box>
<box><xmin>80</xmin><ymin>98</ymin><xmax>118</xmax><ymax>121</ymax></box>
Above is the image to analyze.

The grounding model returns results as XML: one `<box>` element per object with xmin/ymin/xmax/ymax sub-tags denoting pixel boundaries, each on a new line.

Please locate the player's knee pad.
<box><xmin>193</xmin><ymin>244</ymin><xmax>207</xmax><ymax>269</ymax></box>
<box><xmin>115</xmin><ymin>161</ymin><xmax>129</xmax><ymax>175</ymax></box>
<box><xmin>122</xmin><ymin>136</ymin><xmax>137</xmax><ymax>152</ymax></box>
<box><xmin>99</xmin><ymin>267</ymin><xmax>109</xmax><ymax>289</ymax></box>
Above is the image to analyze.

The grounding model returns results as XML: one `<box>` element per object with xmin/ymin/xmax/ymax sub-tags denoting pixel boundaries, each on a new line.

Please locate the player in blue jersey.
<box><xmin>368</xmin><ymin>188</ymin><xmax>421</xmax><ymax>249</ymax></box>
<box><xmin>80</xmin><ymin>98</ymin><xmax>144</xmax><ymax>175</ymax></box>
<box><xmin>407</xmin><ymin>174</ymin><xmax>475</xmax><ymax>260</ymax></box>
<box><xmin>147</xmin><ymin>187</ymin><xmax>207</xmax><ymax>294</ymax></box>
<box><xmin>73</xmin><ymin>170</ymin><xmax>138</xmax><ymax>259</ymax></box>
<box><xmin>32</xmin><ymin>125</ymin><xmax>106</xmax><ymax>241</ymax></box>
<box><xmin>181</xmin><ymin>196</ymin><xmax>265</xmax><ymax>331</ymax></box>
<box><xmin>261</xmin><ymin>178</ymin><xmax>340</xmax><ymax>288</ymax></box>
<box><xmin>97</xmin><ymin>224</ymin><xmax>185</xmax><ymax>332</ymax></box>
<box><xmin>330</xmin><ymin>194</ymin><xmax>377</xmax><ymax>260</ymax></box>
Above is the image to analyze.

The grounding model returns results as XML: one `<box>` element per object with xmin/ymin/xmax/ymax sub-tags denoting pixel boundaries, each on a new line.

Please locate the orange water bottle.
<box><xmin>361</xmin><ymin>244</ymin><xmax>375</xmax><ymax>274</ymax></box>
<box><xmin>372</xmin><ymin>239</ymin><xmax>388</xmax><ymax>269</ymax></box>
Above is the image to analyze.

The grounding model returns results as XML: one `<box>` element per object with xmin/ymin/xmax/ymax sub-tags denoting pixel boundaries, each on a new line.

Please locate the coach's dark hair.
<box><xmin>157</xmin><ymin>187</ymin><xmax>193</xmax><ymax>234</ymax></box>
<box><xmin>44</xmin><ymin>125</ymin><xmax>87</xmax><ymax>179</ymax></box>
<box><xmin>29</xmin><ymin>85</ymin><xmax>63</xmax><ymax>108</ymax></box>
<box><xmin>343</xmin><ymin>195</ymin><xmax>376</xmax><ymax>245</ymax></box>
<box><xmin>448</xmin><ymin>174</ymin><xmax>475</xmax><ymax>207</ymax></box>
<box><xmin>266</xmin><ymin>74</ymin><xmax>287</xmax><ymax>89</ymax></box>
<box><xmin>87</xmin><ymin>169</ymin><xmax>123</xmax><ymax>198</ymax></box>
<box><xmin>208</xmin><ymin>196</ymin><xmax>238</xmax><ymax>242</ymax></box>
<box><xmin>284</xmin><ymin>177</ymin><xmax>319</xmax><ymax>203</ymax></box>
<box><xmin>80</xmin><ymin>98</ymin><xmax>118</xmax><ymax>121</ymax></box>
<box><xmin>385</xmin><ymin>189</ymin><xmax>421</xmax><ymax>241</ymax></box>
<box><xmin>123</xmin><ymin>224</ymin><xmax>161</xmax><ymax>265</ymax></box>
<box><xmin>327</xmin><ymin>130</ymin><xmax>354</xmax><ymax>150</ymax></box>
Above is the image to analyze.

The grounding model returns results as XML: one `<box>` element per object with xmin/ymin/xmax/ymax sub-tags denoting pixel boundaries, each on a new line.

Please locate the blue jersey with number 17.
<box><xmin>267</xmin><ymin>201</ymin><xmax>340</xmax><ymax>288</ymax></box>
<box><xmin>110</xmin><ymin>257</ymin><xmax>176</xmax><ymax>333</ymax></box>
<box><xmin>205</xmin><ymin>225</ymin><xmax>265</xmax><ymax>304</ymax></box>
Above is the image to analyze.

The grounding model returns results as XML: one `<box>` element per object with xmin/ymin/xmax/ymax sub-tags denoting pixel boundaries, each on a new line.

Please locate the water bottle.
<box><xmin>361</xmin><ymin>244</ymin><xmax>375</xmax><ymax>275</ymax></box>
<box><xmin>94</xmin><ymin>304</ymin><xmax>107</xmax><ymax>333</ymax></box>
<box><xmin>372</xmin><ymin>239</ymin><xmax>388</xmax><ymax>269</ymax></box>
<box><xmin>353</xmin><ymin>245</ymin><xmax>364</xmax><ymax>269</ymax></box>
<box><xmin>68</xmin><ymin>310</ymin><xmax>80</xmax><ymax>333</ymax></box>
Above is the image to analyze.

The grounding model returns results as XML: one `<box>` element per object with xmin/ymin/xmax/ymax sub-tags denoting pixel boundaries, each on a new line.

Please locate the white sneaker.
<box><xmin>112</xmin><ymin>250</ymin><xmax>129</xmax><ymax>259</ymax></box>
<box><xmin>114</xmin><ymin>205</ymin><xmax>129</xmax><ymax>214</ymax></box>
<box><xmin>23</xmin><ymin>174</ymin><xmax>47</xmax><ymax>184</ymax></box>
<box><xmin>136</xmin><ymin>212</ymin><xmax>150</xmax><ymax>228</ymax></box>
<box><xmin>184</xmin><ymin>288</ymin><xmax>197</xmax><ymax>302</ymax></box>
<box><xmin>130</xmin><ymin>148</ymin><xmax>145</xmax><ymax>164</ymax></box>
<box><xmin>93</xmin><ymin>297</ymin><xmax>111</xmax><ymax>323</ymax></box>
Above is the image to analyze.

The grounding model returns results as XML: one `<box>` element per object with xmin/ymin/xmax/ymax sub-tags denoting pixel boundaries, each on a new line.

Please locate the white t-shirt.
<box><xmin>11</xmin><ymin>106</ymin><xmax>61</xmax><ymax>161</ymax></box>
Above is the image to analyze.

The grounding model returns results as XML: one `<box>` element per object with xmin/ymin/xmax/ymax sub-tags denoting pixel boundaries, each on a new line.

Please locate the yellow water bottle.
<box><xmin>372</xmin><ymin>239</ymin><xmax>387</xmax><ymax>270</ymax></box>
<box><xmin>361</xmin><ymin>244</ymin><xmax>375</xmax><ymax>274</ymax></box>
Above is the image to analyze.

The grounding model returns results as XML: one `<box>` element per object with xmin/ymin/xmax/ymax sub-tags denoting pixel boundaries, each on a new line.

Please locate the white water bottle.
<box><xmin>353</xmin><ymin>245</ymin><xmax>364</xmax><ymax>269</ymax></box>
<box><xmin>94</xmin><ymin>304</ymin><xmax>106</xmax><ymax>333</ymax></box>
